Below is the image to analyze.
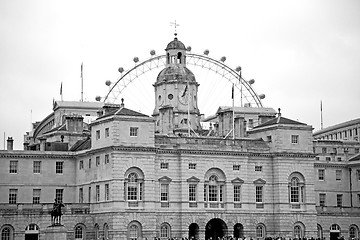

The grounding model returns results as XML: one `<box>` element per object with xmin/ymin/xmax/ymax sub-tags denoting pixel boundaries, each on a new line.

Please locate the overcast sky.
<box><xmin>1</xmin><ymin>0</ymin><xmax>359</xmax><ymax>150</ymax></box>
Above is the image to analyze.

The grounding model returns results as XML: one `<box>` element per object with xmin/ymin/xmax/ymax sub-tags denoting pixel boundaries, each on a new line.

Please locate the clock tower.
<box><xmin>153</xmin><ymin>35</ymin><xmax>202</xmax><ymax>135</ymax></box>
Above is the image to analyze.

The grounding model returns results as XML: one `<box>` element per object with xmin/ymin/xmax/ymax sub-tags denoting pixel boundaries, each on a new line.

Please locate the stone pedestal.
<box><xmin>44</xmin><ymin>225</ymin><xmax>67</xmax><ymax>240</ymax></box>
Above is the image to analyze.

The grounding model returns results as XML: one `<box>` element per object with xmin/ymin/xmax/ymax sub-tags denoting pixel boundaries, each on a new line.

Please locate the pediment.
<box><xmin>253</xmin><ymin>178</ymin><xmax>266</xmax><ymax>185</ymax></box>
<box><xmin>158</xmin><ymin>176</ymin><xmax>172</xmax><ymax>182</ymax></box>
<box><xmin>231</xmin><ymin>177</ymin><xmax>244</xmax><ymax>184</ymax></box>
<box><xmin>187</xmin><ymin>176</ymin><xmax>200</xmax><ymax>183</ymax></box>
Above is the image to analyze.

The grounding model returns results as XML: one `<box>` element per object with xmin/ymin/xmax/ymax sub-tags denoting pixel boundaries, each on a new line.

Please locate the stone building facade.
<box><xmin>0</xmin><ymin>36</ymin><xmax>359</xmax><ymax>240</ymax></box>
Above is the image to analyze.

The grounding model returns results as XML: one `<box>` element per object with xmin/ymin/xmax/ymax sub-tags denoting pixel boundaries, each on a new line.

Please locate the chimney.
<box><xmin>39</xmin><ymin>138</ymin><xmax>46</xmax><ymax>151</ymax></box>
<box><xmin>7</xmin><ymin>137</ymin><xmax>14</xmax><ymax>150</ymax></box>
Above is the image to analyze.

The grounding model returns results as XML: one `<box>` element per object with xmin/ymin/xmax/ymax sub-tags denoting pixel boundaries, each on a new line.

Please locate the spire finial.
<box><xmin>170</xmin><ymin>20</ymin><xmax>179</xmax><ymax>38</ymax></box>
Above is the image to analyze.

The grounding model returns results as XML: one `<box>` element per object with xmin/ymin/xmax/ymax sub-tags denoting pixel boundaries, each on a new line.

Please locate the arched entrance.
<box><xmin>205</xmin><ymin>218</ymin><xmax>227</xmax><ymax>240</ymax></box>
<box><xmin>233</xmin><ymin>223</ymin><xmax>244</xmax><ymax>239</ymax></box>
<box><xmin>189</xmin><ymin>223</ymin><xmax>199</xmax><ymax>240</ymax></box>
<box><xmin>25</xmin><ymin>224</ymin><xmax>39</xmax><ymax>240</ymax></box>
<box><xmin>330</xmin><ymin>224</ymin><xmax>340</xmax><ymax>240</ymax></box>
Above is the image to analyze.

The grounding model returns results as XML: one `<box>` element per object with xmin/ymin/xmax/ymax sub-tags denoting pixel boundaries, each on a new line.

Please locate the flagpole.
<box><xmin>187</xmin><ymin>81</ymin><xmax>190</xmax><ymax>136</ymax></box>
<box><xmin>60</xmin><ymin>82</ymin><xmax>63</xmax><ymax>101</ymax></box>
<box><xmin>232</xmin><ymin>83</ymin><xmax>235</xmax><ymax>139</ymax></box>
<box><xmin>81</xmin><ymin>62</ymin><xmax>84</xmax><ymax>102</ymax></box>
<box><xmin>320</xmin><ymin>100</ymin><xmax>323</xmax><ymax>130</ymax></box>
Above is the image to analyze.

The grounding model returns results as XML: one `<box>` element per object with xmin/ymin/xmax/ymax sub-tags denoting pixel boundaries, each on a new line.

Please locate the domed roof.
<box><xmin>156</xmin><ymin>65</ymin><xmax>196</xmax><ymax>83</ymax></box>
<box><xmin>165</xmin><ymin>37</ymin><xmax>186</xmax><ymax>51</ymax></box>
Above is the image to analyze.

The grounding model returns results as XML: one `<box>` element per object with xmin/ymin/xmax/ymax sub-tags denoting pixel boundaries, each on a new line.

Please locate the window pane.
<box><xmin>160</xmin><ymin>184</ymin><xmax>169</xmax><ymax>201</ymax></box>
<box><xmin>189</xmin><ymin>184</ymin><xmax>197</xmax><ymax>202</ymax></box>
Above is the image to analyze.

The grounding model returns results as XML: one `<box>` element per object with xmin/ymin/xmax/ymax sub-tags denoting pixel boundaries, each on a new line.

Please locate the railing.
<box><xmin>155</xmin><ymin>136</ymin><xmax>269</xmax><ymax>151</ymax></box>
<box><xmin>0</xmin><ymin>203</ymin><xmax>90</xmax><ymax>215</ymax></box>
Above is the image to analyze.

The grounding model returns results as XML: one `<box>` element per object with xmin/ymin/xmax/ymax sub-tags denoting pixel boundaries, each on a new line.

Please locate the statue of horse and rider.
<box><xmin>50</xmin><ymin>199</ymin><xmax>65</xmax><ymax>226</ymax></box>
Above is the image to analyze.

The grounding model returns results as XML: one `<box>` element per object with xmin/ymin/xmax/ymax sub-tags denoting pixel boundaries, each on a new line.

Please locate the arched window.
<box><xmin>125</xmin><ymin>168</ymin><xmax>144</xmax><ymax>207</ymax></box>
<box><xmin>177</xmin><ymin>52</ymin><xmax>182</xmax><ymax>64</ymax></box>
<box><xmin>94</xmin><ymin>224</ymin><xmax>99</xmax><ymax>240</ymax></box>
<box><xmin>160</xmin><ymin>223</ymin><xmax>171</xmax><ymax>239</ymax></box>
<box><xmin>1</xmin><ymin>226</ymin><xmax>14</xmax><ymax>240</ymax></box>
<box><xmin>256</xmin><ymin>224</ymin><xmax>265</xmax><ymax>240</ymax></box>
<box><xmin>294</xmin><ymin>223</ymin><xmax>305</xmax><ymax>239</ymax></box>
<box><xmin>75</xmin><ymin>224</ymin><xmax>85</xmax><ymax>240</ymax></box>
<box><xmin>288</xmin><ymin>173</ymin><xmax>305</xmax><ymax>206</ymax></box>
<box><xmin>349</xmin><ymin>225</ymin><xmax>359</xmax><ymax>239</ymax></box>
<box><xmin>128</xmin><ymin>221</ymin><xmax>142</xmax><ymax>240</ymax></box>
<box><xmin>317</xmin><ymin>224</ymin><xmax>323</xmax><ymax>239</ymax></box>
<box><xmin>204</xmin><ymin>168</ymin><xmax>226</xmax><ymax>208</ymax></box>
<box><xmin>103</xmin><ymin>223</ymin><xmax>109</xmax><ymax>240</ymax></box>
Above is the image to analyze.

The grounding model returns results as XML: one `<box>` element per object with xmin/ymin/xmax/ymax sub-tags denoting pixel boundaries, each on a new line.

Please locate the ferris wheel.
<box><xmin>97</xmin><ymin>49</ymin><xmax>266</xmax><ymax>118</ymax></box>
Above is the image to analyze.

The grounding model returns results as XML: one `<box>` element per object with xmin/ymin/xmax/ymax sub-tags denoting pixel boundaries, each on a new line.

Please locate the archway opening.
<box><xmin>330</xmin><ymin>224</ymin><xmax>340</xmax><ymax>240</ymax></box>
<box><xmin>233</xmin><ymin>223</ymin><xmax>244</xmax><ymax>239</ymax></box>
<box><xmin>205</xmin><ymin>218</ymin><xmax>227</xmax><ymax>240</ymax></box>
<box><xmin>189</xmin><ymin>223</ymin><xmax>199</xmax><ymax>240</ymax></box>
<box><xmin>25</xmin><ymin>224</ymin><xmax>39</xmax><ymax>240</ymax></box>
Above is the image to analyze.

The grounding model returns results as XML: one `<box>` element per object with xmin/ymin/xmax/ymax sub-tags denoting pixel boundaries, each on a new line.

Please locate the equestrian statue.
<box><xmin>50</xmin><ymin>199</ymin><xmax>65</xmax><ymax>226</ymax></box>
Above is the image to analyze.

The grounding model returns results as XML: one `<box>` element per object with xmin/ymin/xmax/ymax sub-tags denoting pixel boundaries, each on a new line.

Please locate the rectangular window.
<box><xmin>160</xmin><ymin>184</ymin><xmax>169</xmax><ymax>202</ymax></box>
<box><xmin>234</xmin><ymin>185</ymin><xmax>241</xmax><ymax>202</ymax></box>
<box><xmin>325</xmin><ymin>157</ymin><xmax>331</xmax><ymax>161</ymax></box>
<box><xmin>267</xmin><ymin>135</ymin><xmax>272</xmax><ymax>142</ymax></box>
<box><xmin>105</xmin><ymin>184</ymin><xmax>109</xmax><ymax>201</ymax></box>
<box><xmin>291</xmin><ymin>135</ymin><xmax>299</xmax><ymax>144</ymax></box>
<box><xmin>255</xmin><ymin>186</ymin><xmax>263</xmax><ymax>203</ymax></box>
<box><xmin>79</xmin><ymin>160</ymin><xmax>83</xmax><ymax>170</ymax></box>
<box><xmin>189</xmin><ymin>163</ymin><xmax>196</xmax><ymax>169</ymax></box>
<box><xmin>88</xmin><ymin>187</ymin><xmax>91</xmax><ymax>203</ymax></box>
<box><xmin>318</xmin><ymin>169</ymin><xmax>325</xmax><ymax>180</ymax></box>
<box><xmin>9</xmin><ymin>189</ymin><xmax>17</xmax><ymax>204</ymax></box>
<box><xmin>33</xmin><ymin>189</ymin><xmax>41</xmax><ymax>204</ymax></box>
<box><xmin>9</xmin><ymin>160</ymin><xmax>18</xmax><ymax>173</ymax></box>
<box><xmin>55</xmin><ymin>161</ymin><xmax>63</xmax><ymax>174</ymax></box>
<box><xmin>130</xmin><ymin>127</ymin><xmax>139</xmax><ymax>137</ymax></box>
<box><xmin>336</xmin><ymin>170</ymin><xmax>342</xmax><ymax>181</ymax></box>
<box><xmin>105</xmin><ymin>154</ymin><xmax>109</xmax><ymax>164</ymax></box>
<box><xmin>358</xmin><ymin>194</ymin><xmax>360</xmax><ymax>205</ymax></box>
<box><xmin>355</xmin><ymin>148</ymin><xmax>359</xmax><ymax>154</ymax></box>
<box><xmin>127</xmin><ymin>184</ymin><xmax>138</xmax><ymax>201</ymax></box>
<box><xmin>105</xmin><ymin>127</ymin><xmax>109</xmax><ymax>138</ymax></box>
<box><xmin>233</xmin><ymin>165</ymin><xmax>240</xmax><ymax>171</ymax></box>
<box><xmin>248</xmin><ymin>119</ymin><xmax>254</xmax><ymax>128</ymax></box>
<box><xmin>337</xmin><ymin>157</ymin><xmax>342</xmax><ymax>162</ymax></box>
<box><xmin>255</xmin><ymin>166</ymin><xmax>262</xmax><ymax>172</ymax></box>
<box><xmin>96</xmin><ymin>130</ymin><xmax>100</xmax><ymax>140</ymax></box>
<box><xmin>208</xmin><ymin>185</ymin><xmax>218</xmax><ymax>202</ymax></box>
<box><xmin>96</xmin><ymin>185</ymin><xmax>100</xmax><ymax>202</ymax></box>
<box><xmin>89</xmin><ymin>159</ymin><xmax>92</xmax><ymax>168</ymax></box>
<box><xmin>322</xmin><ymin>147</ymin><xmax>327</xmax><ymax>154</ymax></box>
<box><xmin>319</xmin><ymin>193</ymin><xmax>326</xmax><ymax>207</ymax></box>
<box><xmin>96</xmin><ymin>156</ymin><xmax>100</xmax><ymax>166</ymax></box>
<box><xmin>33</xmin><ymin>161</ymin><xmax>41</xmax><ymax>173</ymax></box>
<box><xmin>357</xmin><ymin>170</ymin><xmax>360</xmax><ymax>181</ymax></box>
<box><xmin>189</xmin><ymin>184</ymin><xmax>197</xmax><ymax>202</ymax></box>
<box><xmin>55</xmin><ymin>189</ymin><xmax>64</xmax><ymax>202</ymax></box>
<box><xmin>160</xmin><ymin>162</ymin><xmax>169</xmax><ymax>169</ymax></box>
<box><xmin>79</xmin><ymin>188</ymin><xmax>83</xmax><ymax>203</ymax></box>
<box><xmin>336</xmin><ymin>194</ymin><xmax>342</xmax><ymax>207</ymax></box>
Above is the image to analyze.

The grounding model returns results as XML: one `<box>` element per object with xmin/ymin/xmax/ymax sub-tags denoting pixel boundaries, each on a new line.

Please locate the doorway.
<box><xmin>205</xmin><ymin>218</ymin><xmax>227</xmax><ymax>240</ymax></box>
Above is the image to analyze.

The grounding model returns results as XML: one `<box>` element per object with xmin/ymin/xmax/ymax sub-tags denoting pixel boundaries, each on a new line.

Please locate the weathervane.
<box><xmin>170</xmin><ymin>20</ymin><xmax>179</xmax><ymax>36</ymax></box>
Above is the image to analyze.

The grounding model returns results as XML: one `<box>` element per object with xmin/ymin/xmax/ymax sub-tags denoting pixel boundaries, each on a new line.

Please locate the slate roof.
<box><xmin>253</xmin><ymin>116</ymin><xmax>307</xmax><ymax>129</ymax></box>
<box><xmin>97</xmin><ymin>107</ymin><xmax>149</xmax><ymax>120</ymax></box>
<box><xmin>70</xmin><ymin>137</ymin><xmax>91</xmax><ymax>151</ymax></box>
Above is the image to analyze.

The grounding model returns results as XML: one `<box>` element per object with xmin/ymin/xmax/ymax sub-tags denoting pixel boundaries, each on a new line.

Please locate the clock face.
<box><xmin>178</xmin><ymin>86</ymin><xmax>189</xmax><ymax>105</ymax></box>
